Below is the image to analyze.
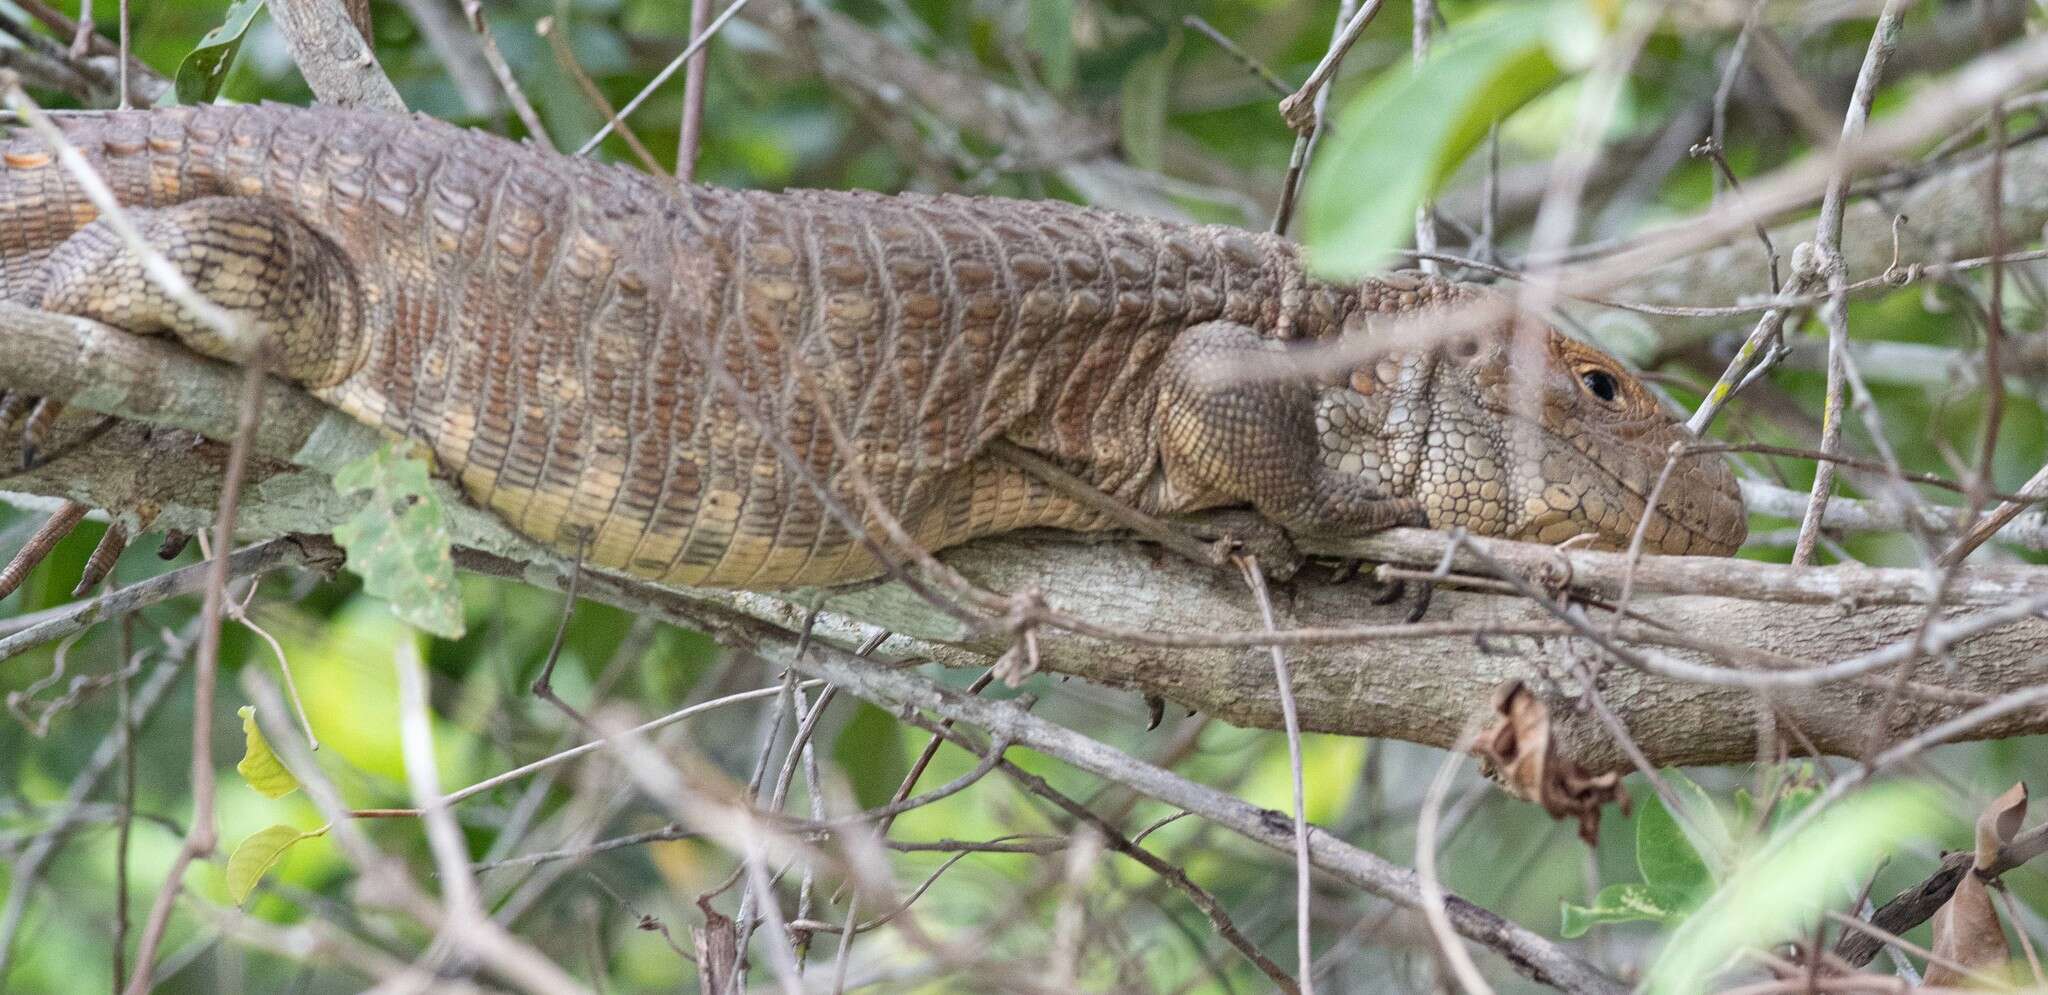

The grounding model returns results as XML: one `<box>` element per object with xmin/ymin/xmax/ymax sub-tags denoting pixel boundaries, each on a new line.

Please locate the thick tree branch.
<box><xmin>5</xmin><ymin>301</ymin><xmax>2047</xmax><ymax>774</ymax></box>
<box><xmin>269</xmin><ymin>0</ymin><xmax>404</xmax><ymax>113</ymax></box>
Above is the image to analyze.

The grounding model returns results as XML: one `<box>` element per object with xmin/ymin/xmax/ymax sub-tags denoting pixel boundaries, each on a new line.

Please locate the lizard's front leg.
<box><xmin>1154</xmin><ymin>321</ymin><xmax>1425</xmax><ymax>537</ymax></box>
<box><xmin>35</xmin><ymin>196</ymin><xmax>367</xmax><ymax>389</ymax></box>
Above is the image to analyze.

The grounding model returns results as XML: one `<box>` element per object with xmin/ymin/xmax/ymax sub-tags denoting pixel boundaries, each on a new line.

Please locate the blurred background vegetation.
<box><xmin>3</xmin><ymin>0</ymin><xmax>2047</xmax><ymax>992</ymax></box>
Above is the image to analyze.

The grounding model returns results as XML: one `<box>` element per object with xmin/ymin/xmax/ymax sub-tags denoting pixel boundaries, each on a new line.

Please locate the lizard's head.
<box><xmin>1317</xmin><ymin>312</ymin><xmax>1747</xmax><ymax>556</ymax></box>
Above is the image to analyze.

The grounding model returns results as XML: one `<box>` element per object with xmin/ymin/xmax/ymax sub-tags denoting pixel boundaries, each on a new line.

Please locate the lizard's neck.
<box><xmin>1256</xmin><ymin>252</ymin><xmax>1482</xmax><ymax>346</ymax></box>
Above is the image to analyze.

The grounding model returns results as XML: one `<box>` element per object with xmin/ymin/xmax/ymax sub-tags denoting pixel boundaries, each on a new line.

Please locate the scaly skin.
<box><xmin>0</xmin><ymin>104</ymin><xmax>1746</xmax><ymax>588</ymax></box>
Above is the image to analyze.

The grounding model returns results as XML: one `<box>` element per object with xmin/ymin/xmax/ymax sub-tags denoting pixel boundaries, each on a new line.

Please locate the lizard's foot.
<box><xmin>1356</xmin><ymin>561</ymin><xmax>1436</xmax><ymax>622</ymax></box>
<box><xmin>1156</xmin><ymin>322</ymin><xmax>1425</xmax><ymax>543</ymax></box>
<box><xmin>1178</xmin><ymin>510</ymin><xmax>1305</xmax><ymax>582</ymax></box>
<box><xmin>36</xmin><ymin>197</ymin><xmax>365</xmax><ymax>387</ymax></box>
<box><xmin>1224</xmin><ymin>516</ymin><xmax>1303</xmax><ymax>583</ymax></box>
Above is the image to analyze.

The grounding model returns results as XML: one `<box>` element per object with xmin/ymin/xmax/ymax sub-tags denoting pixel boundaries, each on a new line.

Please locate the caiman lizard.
<box><xmin>0</xmin><ymin>104</ymin><xmax>1746</xmax><ymax>589</ymax></box>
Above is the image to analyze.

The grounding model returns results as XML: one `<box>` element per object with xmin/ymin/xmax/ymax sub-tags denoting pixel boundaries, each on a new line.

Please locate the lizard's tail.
<box><xmin>0</xmin><ymin>109</ymin><xmax>185</xmax><ymax>305</ymax></box>
<box><xmin>0</xmin><ymin>123</ymin><xmax>86</xmax><ymax>305</ymax></box>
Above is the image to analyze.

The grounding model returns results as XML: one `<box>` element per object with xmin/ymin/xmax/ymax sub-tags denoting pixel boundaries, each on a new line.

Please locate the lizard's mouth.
<box><xmin>1515</xmin><ymin>411</ymin><xmax>1753</xmax><ymax>556</ymax></box>
<box><xmin>1493</xmin><ymin>410</ymin><xmax>1748</xmax><ymax>556</ymax></box>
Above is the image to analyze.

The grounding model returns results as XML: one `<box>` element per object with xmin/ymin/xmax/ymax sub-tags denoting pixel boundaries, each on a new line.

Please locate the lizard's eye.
<box><xmin>1579</xmin><ymin>368</ymin><xmax>1620</xmax><ymax>404</ymax></box>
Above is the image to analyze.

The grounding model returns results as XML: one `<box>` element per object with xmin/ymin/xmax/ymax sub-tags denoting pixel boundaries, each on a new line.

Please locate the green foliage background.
<box><xmin>2</xmin><ymin>1</ymin><xmax>2046</xmax><ymax>992</ymax></box>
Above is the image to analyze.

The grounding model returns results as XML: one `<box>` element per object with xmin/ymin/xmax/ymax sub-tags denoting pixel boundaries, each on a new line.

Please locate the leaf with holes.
<box><xmin>235</xmin><ymin>705</ymin><xmax>299</xmax><ymax>799</ymax></box>
<box><xmin>175</xmin><ymin>0</ymin><xmax>266</xmax><ymax>105</ymax></box>
<box><xmin>1561</xmin><ymin>881</ymin><xmax>1689</xmax><ymax>938</ymax></box>
<box><xmin>1561</xmin><ymin>791</ymin><xmax>1711</xmax><ymax>937</ymax></box>
<box><xmin>226</xmin><ymin>822</ymin><xmax>328</xmax><ymax>905</ymax></box>
<box><xmin>332</xmin><ymin>443</ymin><xmax>465</xmax><ymax>639</ymax></box>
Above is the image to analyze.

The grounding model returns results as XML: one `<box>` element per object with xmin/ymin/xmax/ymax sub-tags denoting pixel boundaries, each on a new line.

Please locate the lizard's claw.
<box><xmin>19</xmin><ymin>398</ymin><xmax>64</xmax><ymax>470</ymax></box>
<box><xmin>0</xmin><ymin>392</ymin><xmax>66</xmax><ymax>470</ymax></box>
<box><xmin>158</xmin><ymin>530</ymin><xmax>193</xmax><ymax>560</ymax></box>
<box><xmin>0</xmin><ymin>392</ymin><xmax>29</xmax><ymax>431</ymax></box>
<box><xmin>1400</xmin><ymin>580</ymin><xmax>1435</xmax><ymax>623</ymax></box>
<box><xmin>71</xmin><ymin>523</ymin><xmax>129</xmax><ymax>596</ymax></box>
<box><xmin>0</xmin><ymin>503</ymin><xmax>154</xmax><ymax>603</ymax></box>
<box><xmin>0</xmin><ymin>501</ymin><xmax>88</xmax><ymax>602</ymax></box>
<box><xmin>1352</xmin><ymin>563</ymin><xmax>1435</xmax><ymax>622</ymax></box>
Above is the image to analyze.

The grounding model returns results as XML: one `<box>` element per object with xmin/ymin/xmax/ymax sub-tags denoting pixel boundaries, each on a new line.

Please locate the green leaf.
<box><xmin>1028</xmin><ymin>0</ymin><xmax>1076</xmax><ymax>94</ymax></box>
<box><xmin>332</xmin><ymin>443</ymin><xmax>466</xmax><ymax>639</ymax></box>
<box><xmin>1646</xmin><ymin>783</ymin><xmax>1945</xmax><ymax>995</ymax></box>
<box><xmin>226</xmin><ymin>822</ymin><xmax>328</xmax><ymax>905</ymax></box>
<box><xmin>1736</xmin><ymin>764</ymin><xmax>1823</xmax><ymax>839</ymax></box>
<box><xmin>1301</xmin><ymin>3</ymin><xmax>1571</xmax><ymax>279</ymax></box>
<box><xmin>174</xmin><ymin>0</ymin><xmax>266</xmax><ymax>105</ymax></box>
<box><xmin>1561</xmin><ymin>882</ymin><xmax>1690</xmax><ymax>938</ymax></box>
<box><xmin>833</xmin><ymin>701</ymin><xmax>911</xmax><ymax>810</ymax></box>
<box><xmin>1636</xmin><ymin>792</ymin><xmax>1710</xmax><ymax>900</ymax></box>
<box><xmin>1663</xmin><ymin>770</ymin><xmax>1736</xmax><ymax>876</ymax></box>
<box><xmin>1119</xmin><ymin>32</ymin><xmax>1182</xmax><ymax>171</ymax></box>
<box><xmin>1767</xmin><ymin>774</ymin><xmax>1823</xmax><ymax>836</ymax></box>
<box><xmin>235</xmin><ymin>705</ymin><xmax>300</xmax><ymax>799</ymax></box>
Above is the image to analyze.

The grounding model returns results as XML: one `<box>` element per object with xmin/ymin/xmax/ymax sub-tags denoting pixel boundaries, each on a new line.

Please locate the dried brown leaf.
<box><xmin>1471</xmin><ymin>681</ymin><xmax>1628</xmax><ymax>846</ymax></box>
<box><xmin>1926</xmin><ymin>783</ymin><xmax>2027</xmax><ymax>988</ymax></box>
<box><xmin>694</xmin><ymin>895</ymin><xmax>738</xmax><ymax>994</ymax></box>
<box><xmin>1975</xmin><ymin>782</ymin><xmax>2028</xmax><ymax>871</ymax></box>
<box><xmin>1926</xmin><ymin>872</ymin><xmax>2011</xmax><ymax>988</ymax></box>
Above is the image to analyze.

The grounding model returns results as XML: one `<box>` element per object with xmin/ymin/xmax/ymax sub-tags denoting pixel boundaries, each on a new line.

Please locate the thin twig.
<box><xmin>0</xmin><ymin>538</ymin><xmax>312</xmax><ymax>663</ymax></box>
<box><xmin>1272</xmin><ymin>0</ymin><xmax>1384</xmax><ymax>234</ymax></box>
<box><xmin>1236</xmin><ymin>555</ymin><xmax>1314</xmax><ymax>994</ymax></box>
<box><xmin>537</xmin><ymin>17</ymin><xmax>664</xmax><ymax>176</ymax></box>
<box><xmin>575</xmin><ymin>0</ymin><xmax>757</xmax><ymax>157</ymax></box>
<box><xmin>676</xmin><ymin>0</ymin><xmax>713</xmax><ymax>181</ymax></box>
<box><xmin>0</xmin><ymin>641</ymin><xmax>185</xmax><ymax>979</ymax></box>
<box><xmin>1793</xmin><ymin>0</ymin><xmax>1909</xmax><ymax>566</ymax></box>
<box><xmin>1181</xmin><ymin>16</ymin><xmax>1292</xmax><ymax>97</ymax></box>
<box><xmin>109</xmin><ymin>614</ymin><xmax>134</xmax><ymax>995</ymax></box>
<box><xmin>1416</xmin><ymin>729</ymin><xmax>1495</xmax><ymax>995</ymax></box>
<box><xmin>458</xmin><ymin>0</ymin><xmax>552</xmax><ymax>146</ymax></box>
<box><xmin>121</xmin><ymin>361</ymin><xmax>265</xmax><ymax>995</ymax></box>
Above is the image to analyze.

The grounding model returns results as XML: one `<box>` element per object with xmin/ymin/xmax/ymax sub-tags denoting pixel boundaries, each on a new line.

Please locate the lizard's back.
<box><xmin>2</xmin><ymin>104</ymin><xmax>1319</xmax><ymax>586</ymax></box>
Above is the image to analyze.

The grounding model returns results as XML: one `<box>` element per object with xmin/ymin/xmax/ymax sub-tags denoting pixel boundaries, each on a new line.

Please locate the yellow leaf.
<box><xmin>236</xmin><ymin>705</ymin><xmax>301</xmax><ymax>799</ymax></box>
<box><xmin>226</xmin><ymin>822</ymin><xmax>328</xmax><ymax>905</ymax></box>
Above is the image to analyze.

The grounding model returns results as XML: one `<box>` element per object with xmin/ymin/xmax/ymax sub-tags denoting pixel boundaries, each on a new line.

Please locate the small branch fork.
<box><xmin>1792</xmin><ymin>0</ymin><xmax>1909</xmax><ymax>568</ymax></box>
<box><xmin>1272</xmin><ymin>0</ymin><xmax>1388</xmax><ymax>235</ymax></box>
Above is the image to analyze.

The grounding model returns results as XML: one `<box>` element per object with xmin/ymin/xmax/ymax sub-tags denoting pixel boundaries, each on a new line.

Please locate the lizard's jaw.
<box><xmin>1315</xmin><ymin>364</ymin><xmax>1749</xmax><ymax>556</ymax></box>
<box><xmin>1496</xmin><ymin>424</ymin><xmax>1748</xmax><ymax>556</ymax></box>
